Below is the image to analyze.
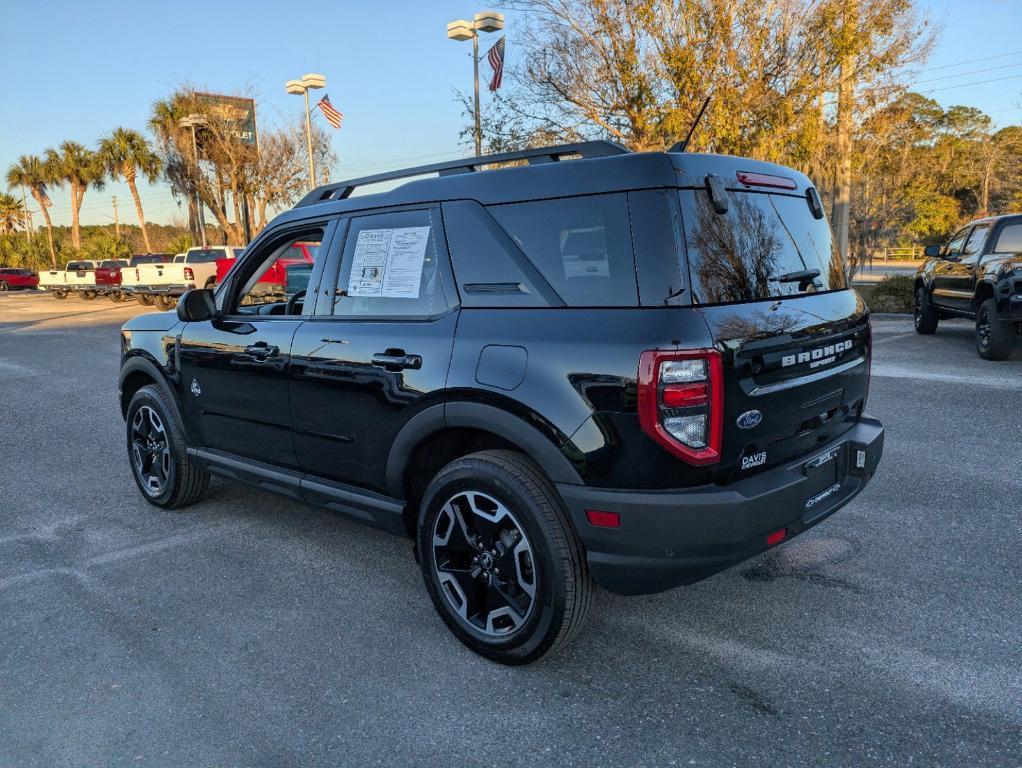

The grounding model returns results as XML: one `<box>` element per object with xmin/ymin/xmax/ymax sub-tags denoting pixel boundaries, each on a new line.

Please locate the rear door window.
<box><xmin>679</xmin><ymin>189</ymin><xmax>845</xmax><ymax>305</ymax></box>
<box><xmin>993</xmin><ymin>223</ymin><xmax>1022</xmax><ymax>253</ymax></box>
<box><xmin>487</xmin><ymin>194</ymin><xmax>638</xmax><ymax>306</ymax></box>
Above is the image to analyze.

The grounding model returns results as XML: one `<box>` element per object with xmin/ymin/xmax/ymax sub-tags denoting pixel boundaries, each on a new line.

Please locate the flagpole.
<box><xmin>473</xmin><ymin>33</ymin><xmax>481</xmax><ymax>156</ymax></box>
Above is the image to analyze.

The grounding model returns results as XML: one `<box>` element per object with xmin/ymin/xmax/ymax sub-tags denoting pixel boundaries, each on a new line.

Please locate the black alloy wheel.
<box><xmin>431</xmin><ymin>490</ymin><xmax>538</xmax><ymax>637</ymax></box>
<box><xmin>130</xmin><ymin>405</ymin><xmax>171</xmax><ymax>497</ymax></box>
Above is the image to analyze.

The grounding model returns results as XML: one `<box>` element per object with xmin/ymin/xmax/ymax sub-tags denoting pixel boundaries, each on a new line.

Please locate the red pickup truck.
<box><xmin>94</xmin><ymin>259</ymin><xmax>130</xmax><ymax>301</ymax></box>
<box><xmin>215</xmin><ymin>242</ymin><xmax>317</xmax><ymax>301</ymax></box>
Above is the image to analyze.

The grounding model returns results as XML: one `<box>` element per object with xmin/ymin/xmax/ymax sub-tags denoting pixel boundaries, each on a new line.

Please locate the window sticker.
<box><xmin>348</xmin><ymin>226</ymin><xmax>431</xmax><ymax>299</ymax></box>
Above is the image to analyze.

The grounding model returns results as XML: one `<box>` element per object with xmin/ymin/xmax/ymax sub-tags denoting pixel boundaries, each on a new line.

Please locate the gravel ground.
<box><xmin>1</xmin><ymin>291</ymin><xmax>1020</xmax><ymax>768</ymax></box>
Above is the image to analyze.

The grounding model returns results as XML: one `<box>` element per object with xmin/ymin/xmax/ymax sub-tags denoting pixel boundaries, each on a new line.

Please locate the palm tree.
<box><xmin>0</xmin><ymin>193</ymin><xmax>27</xmax><ymax>236</ymax></box>
<box><xmin>45</xmin><ymin>141</ymin><xmax>105</xmax><ymax>250</ymax></box>
<box><xmin>99</xmin><ymin>128</ymin><xmax>163</xmax><ymax>253</ymax></box>
<box><xmin>6</xmin><ymin>155</ymin><xmax>58</xmax><ymax>267</ymax></box>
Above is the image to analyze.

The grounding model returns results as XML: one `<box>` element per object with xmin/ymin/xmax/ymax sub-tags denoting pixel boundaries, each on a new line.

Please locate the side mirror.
<box><xmin>923</xmin><ymin>244</ymin><xmax>942</xmax><ymax>258</ymax></box>
<box><xmin>176</xmin><ymin>288</ymin><xmax>217</xmax><ymax>322</ymax></box>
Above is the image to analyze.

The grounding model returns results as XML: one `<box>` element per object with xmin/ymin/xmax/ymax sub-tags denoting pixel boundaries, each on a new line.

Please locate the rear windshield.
<box><xmin>186</xmin><ymin>249</ymin><xmax>226</xmax><ymax>263</ymax></box>
<box><xmin>100</xmin><ymin>260</ymin><xmax>128</xmax><ymax>268</ymax></box>
<box><xmin>679</xmin><ymin>189</ymin><xmax>845</xmax><ymax>305</ymax></box>
<box><xmin>131</xmin><ymin>255</ymin><xmax>165</xmax><ymax>265</ymax></box>
<box><xmin>66</xmin><ymin>261</ymin><xmax>92</xmax><ymax>271</ymax></box>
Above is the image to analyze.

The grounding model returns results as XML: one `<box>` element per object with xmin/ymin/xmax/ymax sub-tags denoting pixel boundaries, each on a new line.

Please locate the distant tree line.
<box><xmin>2</xmin><ymin>85</ymin><xmax>335</xmax><ymax>271</ymax></box>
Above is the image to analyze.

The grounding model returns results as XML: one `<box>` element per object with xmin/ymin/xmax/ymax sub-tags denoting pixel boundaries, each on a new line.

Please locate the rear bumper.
<box><xmin>142</xmin><ymin>284</ymin><xmax>194</xmax><ymax>296</ymax></box>
<box><xmin>557</xmin><ymin>416</ymin><xmax>884</xmax><ymax>595</ymax></box>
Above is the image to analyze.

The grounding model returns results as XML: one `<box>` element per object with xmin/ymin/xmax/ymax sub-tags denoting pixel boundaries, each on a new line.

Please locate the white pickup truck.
<box><xmin>120</xmin><ymin>254</ymin><xmax>174</xmax><ymax>305</ymax></box>
<box><xmin>135</xmin><ymin>246</ymin><xmax>243</xmax><ymax>309</ymax></box>
<box><xmin>37</xmin><ymin>260</ymin><xmax>99</xmax><ymax>300</ymax></box>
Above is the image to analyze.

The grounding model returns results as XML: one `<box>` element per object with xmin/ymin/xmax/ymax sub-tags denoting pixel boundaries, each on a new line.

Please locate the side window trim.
<box><xmin>217</xmin><ymin>217</ymin><xmax>338</xmax><ymax>319</ymax></box>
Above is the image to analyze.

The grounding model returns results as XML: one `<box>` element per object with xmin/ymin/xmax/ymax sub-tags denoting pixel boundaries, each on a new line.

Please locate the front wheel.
<box><xmin>0</xmin><ymin>281</ymin><xmax>8</xmax><ymax>292</ymax></box>
<box><xmin>975</xmin><ymin>298</ymin><xmax>1017</xmax><ymax>360</ymax></box>
<box><xmin>914</xmin><ymin>286</ymin><xmax>939</xmax><ymax>334</ymax></box>
<box><xmin>417</xmin><ymin>450</ymin><xmax>593</xmax><ymax>665</ymax></box>
<box><xmin>126</xmin><ymin>385</ymin><xmax>209</xmax><ymax>508</ymax></box>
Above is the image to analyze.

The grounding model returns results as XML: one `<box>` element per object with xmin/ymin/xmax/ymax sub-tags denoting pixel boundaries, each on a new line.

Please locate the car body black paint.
<box><xmin>120</xmin><ymin>146</ymin><xmax>884</xmax><ymax>595</ymax></box>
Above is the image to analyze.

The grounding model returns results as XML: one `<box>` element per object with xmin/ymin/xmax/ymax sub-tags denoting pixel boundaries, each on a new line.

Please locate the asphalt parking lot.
<box><xmin>1</xmin><ymin>291</ymin><xmax>1020</xmax><ymax>768</ymax></box>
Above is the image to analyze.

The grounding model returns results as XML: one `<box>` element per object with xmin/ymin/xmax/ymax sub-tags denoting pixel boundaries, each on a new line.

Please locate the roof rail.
<box><xmin>295</xmin><ymin>140</ymin><xmax>631</xmax><ymax>207</ymax></box>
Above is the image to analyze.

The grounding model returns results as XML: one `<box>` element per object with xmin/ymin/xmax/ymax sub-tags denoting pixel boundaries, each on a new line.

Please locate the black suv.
<box><xmin>914</xmin><ymin>213</ymin><xmax>1022</xmax><ymax>359</ymax></box>
<box><xmin>119</xmin><ymin>142</ymin><xmax>884</xmax><ymax>664</ymax></box>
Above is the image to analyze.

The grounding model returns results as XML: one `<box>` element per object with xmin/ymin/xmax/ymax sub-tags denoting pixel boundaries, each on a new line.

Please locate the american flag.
<box><xmin>316</xmin><ymin>94</ymin><xmax>344</xmax><ymax>129</ymax></box>
<box><xmin>487</xmin><ymin>36</ymin><xmax>505</xmax><ymax>91</ymax></box>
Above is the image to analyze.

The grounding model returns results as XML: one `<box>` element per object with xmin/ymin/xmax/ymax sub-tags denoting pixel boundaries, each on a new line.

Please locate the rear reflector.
<box><xmin>736</xmin><ymin>171</ymin><xmax>797</xmax><ymax>190</ymax></box>
<box><xmin>662</xmin><ymin>382</ymin><xmax>709</xmax><ymax>408</ymax></box>
<box><xmin>766</xmin><ymin>528</ymin><xmax>788</xmax><ymax>547</ymax></box>
<box><xmin>585</xmin><ymin>509</ymin><xmax>621</xmax><ymax>529</ymax></box>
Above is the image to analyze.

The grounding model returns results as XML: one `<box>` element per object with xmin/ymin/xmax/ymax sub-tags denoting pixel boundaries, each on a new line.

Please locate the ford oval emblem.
<box><xmin>736</xmin><ymin>410</ymin><xmax>762</xmax><ymax>430</ymax></box>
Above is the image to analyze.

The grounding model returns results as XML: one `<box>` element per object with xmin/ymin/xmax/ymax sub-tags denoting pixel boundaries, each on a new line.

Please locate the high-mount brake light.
<box><xmin>736</xmin><ymin>171</ymin><xmax>797</xmax><ymax>190</ymax></box>
<box><xmin>638</xmin><ymin>349</ymin><xmax>723</xmax><ymax>465</ymax></box>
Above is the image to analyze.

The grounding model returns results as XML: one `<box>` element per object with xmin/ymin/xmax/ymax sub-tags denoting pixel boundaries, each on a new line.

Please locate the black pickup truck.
<box><xmin>119</xmin><ymin>141</ymin><xmax>884</xmax><ymax>664</ymax></box>
<box><xmin>914</xmin><ymin>213</ymin><xmax>1022</xmax><ymax>359</ymax></box>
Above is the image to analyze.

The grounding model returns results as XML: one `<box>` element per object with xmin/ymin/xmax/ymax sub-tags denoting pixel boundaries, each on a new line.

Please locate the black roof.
<box><xmin>273</xmin><ymin>141</ymin><xmax>816</xmax><ymax>227</ymax></box>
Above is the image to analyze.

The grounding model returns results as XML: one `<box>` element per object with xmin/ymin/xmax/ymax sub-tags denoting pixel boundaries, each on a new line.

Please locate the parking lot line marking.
<box><xmin>871</xmin><ymin>364</ymin><xmax>1022</xmax><ymax>388</ymax></box>
<box><xmin>871</xmin><ymin>332</ymin><xmax>917</xmax><ymax>345</ymax></box>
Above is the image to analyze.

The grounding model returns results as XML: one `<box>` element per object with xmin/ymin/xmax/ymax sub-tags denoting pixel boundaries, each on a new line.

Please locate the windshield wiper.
<box><xmin>770</xmin><ymin>268</ymin><xmax>820</xmax><ymax>290</ymax></box>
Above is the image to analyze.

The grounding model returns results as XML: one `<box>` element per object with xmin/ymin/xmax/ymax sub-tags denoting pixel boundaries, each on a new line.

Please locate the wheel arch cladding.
<box><xmin>119</xmin><ymin>356</ymin><xmax>185</xmax><ymax>437</ymax></box>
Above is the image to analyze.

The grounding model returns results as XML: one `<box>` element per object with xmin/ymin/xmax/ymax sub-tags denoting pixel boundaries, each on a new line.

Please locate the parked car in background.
<box><xmin>94</xmin><ymin>259</ymin><xmax>130</xmax><ymax>301</ymax></box>
<box><xmin>915</xmin><ymin>213</ymin><xmax>1022</xmax><ymax>360</ymax></box>
<box><xmin>214</xmin><ymin>241</ymin><xmax>312</xmax><ymax>304</ymax></box>
<box><xmin>136</xmin><ymin>246</ymin><xmax>243</xmax><ymax>309</ymax></box>
<box><xmin>121</xmin><ymin>254</ymin><xmax>175</xmax><ymax>305</ymax></box>
<box><xmin>38</xmin><ymin>260</ymin><xmax>98</xmax><ymax>299</ymax></box>
<box><xmin>173</xmin><ymin>253</ymin><xmax>186</xmax><ymax>263</ymax></box>
<box><xmin>0</xmin><ymin>268</ymin><xmax>39</xmax><ymax>291</ymax></box>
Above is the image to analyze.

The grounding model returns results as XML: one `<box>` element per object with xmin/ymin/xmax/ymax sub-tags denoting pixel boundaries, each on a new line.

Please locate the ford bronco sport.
<box><xmin>119</xmin><ymin>141</ymin><xmax>884</xmax><ymax>664</ymax></box>
<box><xmin>914</xmin><ymin>213</ymin><xmax>1022</xmax><ymax>360</ymax></box>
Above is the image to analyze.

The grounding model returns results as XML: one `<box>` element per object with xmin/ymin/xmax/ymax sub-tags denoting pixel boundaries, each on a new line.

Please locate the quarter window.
<box><xmin>993</xmin><ymin>223</ymin><xmax>1022</xmax><ymax>253</ymax></box>
<box><xmin>487</xmin><ymin>194</ymin><xmax>638</xmax><ymax>306</ymax></box>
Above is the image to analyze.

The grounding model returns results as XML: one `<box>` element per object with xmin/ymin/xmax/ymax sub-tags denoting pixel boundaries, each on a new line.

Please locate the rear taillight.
<box><xmin>135</xmin><ymin>268</ymin><xmax>140</xmax><ymax>281</ymax></box>
<box><xmin>184</xmin><ymin>267</ymin><xmax>194</xmax><ymax>281</ymax></box>
<box><xmin>638</xmin><ymin>349</ymin><xmax>723</xmax><ymax>465</ymax></box>
<box><xmin>864</xmin><ymin>327</ymin><xmax>873</xmax><ymax>408</ymax></box>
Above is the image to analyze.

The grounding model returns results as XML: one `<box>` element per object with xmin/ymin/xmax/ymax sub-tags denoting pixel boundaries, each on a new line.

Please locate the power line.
<box><xmin>922</xmin><ymin>73</ymin><xmax>1022</xmax><ymax>94</ymax></box>
<box><xmin>917</xmin><ymin>49</ymin><xmax>1022</xmax><ymax>73</ymax></box>
<box><xmin>912</xmin><ymin>62</ymin><xmax>1022</xmax><ymax>86</ymax></box>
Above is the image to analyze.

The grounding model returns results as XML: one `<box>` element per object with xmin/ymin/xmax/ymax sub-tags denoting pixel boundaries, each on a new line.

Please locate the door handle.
<box><xmin>244</xmin><ymin>343</ymin><xmax>279</xmax><ymax>358</ymax></box>
<box><xmin>371</xmin><ymin>352</ymin><xmax>422</xmax><ymax>370</ymax></box>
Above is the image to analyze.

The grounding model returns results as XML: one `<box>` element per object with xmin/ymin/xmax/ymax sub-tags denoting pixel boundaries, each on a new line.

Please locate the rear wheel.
<box><xmin>126</xmin><ymin>384</ymin><xmax>209</xmax><ymax>509</ymax></box>
<box><xmin>52</xmin><ymin>289</ymin><xmax>68</xmax><ymax>300</ymax></box>
<box><xmin>108</xmin><ymin>291</ymin><xmax>125</xmax><ymax>302</ymax></box>
<box><xmin>137</xmin><ymin>293</ymin><xmax>155</xmax><ymax>305</ymax></box>
<box><xmin>81</xmin><ymin>290</ymin><xmax>97</xmax><ymax>300</ymax></box>
<box><xmin>417</xmin><ymin>449</ymin><xmax>592</xmax><ymax>665</ymax></box>
<box><xmin>0</xmin><ymin>281</ymin><xmax>8</xmax><ymax>292</ymax></box>
<box><xmin>155</xmin><ymin>294</ymin><xmax>176</xmax><ymax>310</ymax></box>
<box><xmin>914</xmin><ymin>286</ymin><xmax>939</xmax><ymax>334</ymax></box>
<box><xmin>975</xmin><ymin>298</ymin><xmax>1017</xmax><ymax>360</ymax></box>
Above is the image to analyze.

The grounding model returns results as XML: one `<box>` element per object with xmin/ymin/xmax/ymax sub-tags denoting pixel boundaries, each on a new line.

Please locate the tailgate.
<box><xmin>139</xmin><ymin>263</ymin><xmax>175</xmax><ymax>284</ymax></box>
<box><xmin>698</xmin><ymin>290</ymin><xmax>870</xmax><ymax>482</ymax></box>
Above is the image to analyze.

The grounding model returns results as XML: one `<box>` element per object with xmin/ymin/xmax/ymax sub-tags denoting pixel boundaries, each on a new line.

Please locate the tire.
<box><xmin>975</xmin><ymin>298</ymin><xmax>1017</xmax><ymax>361</ymax></box>
<box><xmin>0</xmin><ymin>281</ymin><xmax>8</xmax><ymax>292</ymax></box>
<box><xmin>417</xmin><ymin>449</ymin><xmax>593</xmax><ymax>665</ymax></box>
<box><xmin>108</xmin><ymin>291</ymin><xmax>125</xmax><ymax>303</ymax></box>
<box><xmin>155</xmin><ymin>294</ymin><xmax>176</xmax><ymax>310</ymax></box>
<box><xmin>914</xmin><ymin>286</ymin><xmax>939</xmax><ymax>334</ymax></box>
<box><xmin>204</xmin><ymin>277</ymin><xmax>217</xmax><ymax>290</ymax></box>
<box><xmin>81</xmin><ymin>290</ymin><xmax>97</xmax><ymax>300</ymax></box>
<box><xmin>126</xmin><ymin>384</ymin><xmax>209</xmax><ymax>509</ymax></box>
<box><xmin>138</xmin><ymin>293</ymin><xmax>155</xmax><ymax>305</ymax></box>
<box><xmin>52</xmin><ymin>290</ymin><xmax>68</xmax><ymax>300</ymax></box>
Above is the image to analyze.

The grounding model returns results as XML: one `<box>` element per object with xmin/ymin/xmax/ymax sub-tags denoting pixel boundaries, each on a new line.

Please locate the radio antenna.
<box><xmin>669</xmin><ymin>95</ymin><xmax>711</xmax><ymax>153</ymax></box>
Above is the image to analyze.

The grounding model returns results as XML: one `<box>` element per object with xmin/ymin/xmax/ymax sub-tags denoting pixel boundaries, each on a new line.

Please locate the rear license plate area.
<box><xmin>802</xmin><ymin>445</ymin><xmax>846</xmax><ymax>516</ymax></box>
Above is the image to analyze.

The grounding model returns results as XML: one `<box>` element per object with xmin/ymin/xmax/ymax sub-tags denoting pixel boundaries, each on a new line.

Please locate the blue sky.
<box><xmin>1</xmin><ymin>0</ymin><xmax>1020</xmax><ymax>228</ymax></box>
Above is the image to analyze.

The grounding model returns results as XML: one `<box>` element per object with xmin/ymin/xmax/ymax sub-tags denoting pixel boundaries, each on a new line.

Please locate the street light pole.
<box><xmin>287</xmin><ymin>74</ymin><xmax>326</xmax><ymax>191</ymax></box>
<box><xmin>447</xmin><ymin>11</ymin><xmax>504</xmax><ymax>157</ymax></box>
